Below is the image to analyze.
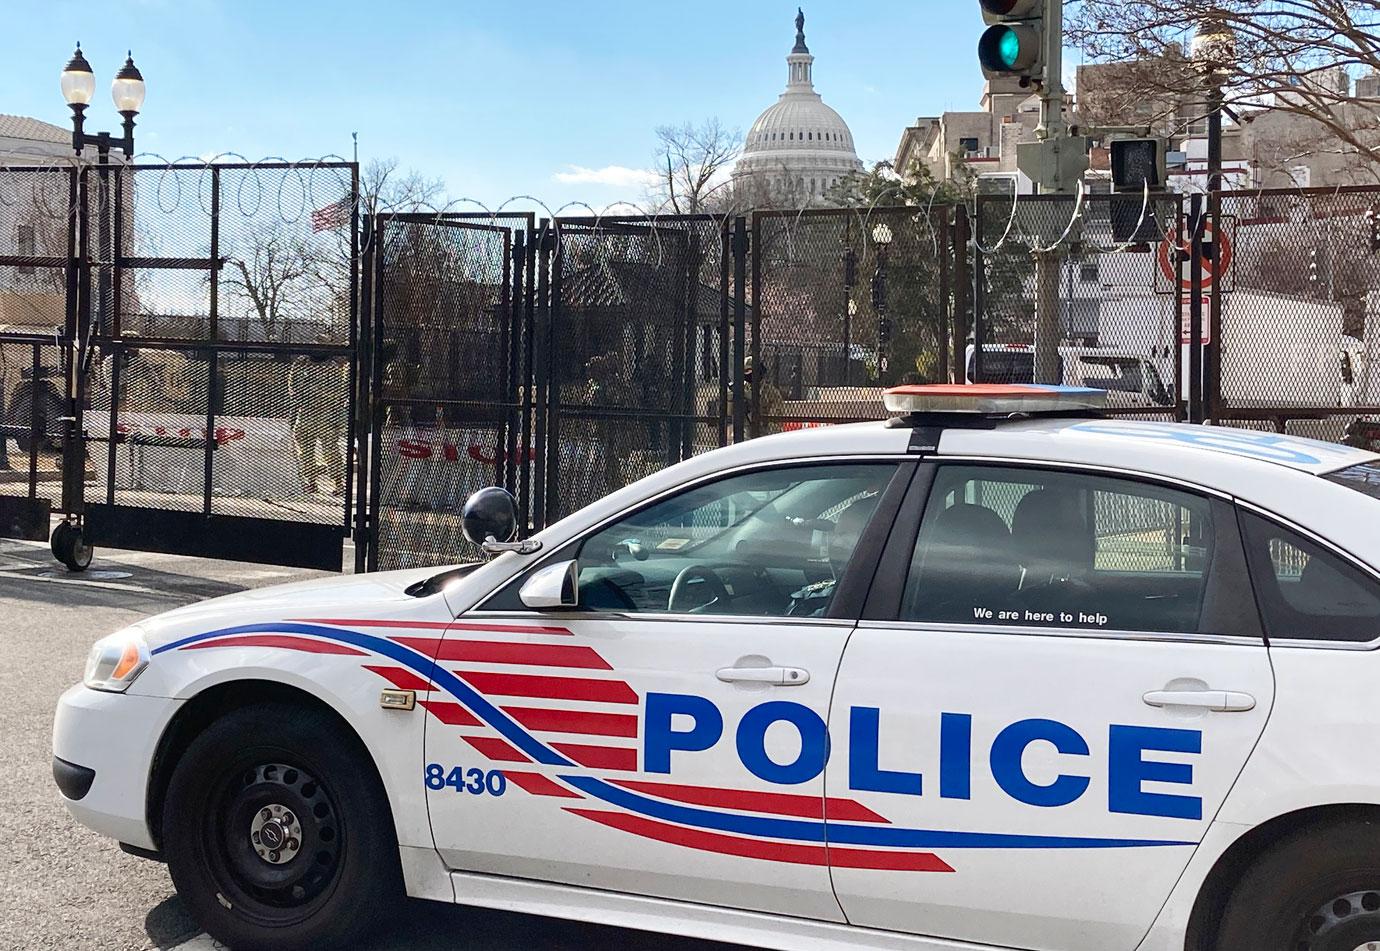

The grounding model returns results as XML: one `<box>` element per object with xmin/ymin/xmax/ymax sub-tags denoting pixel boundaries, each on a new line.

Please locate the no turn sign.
<box><xmin>1158</xmin><ymin>219</ymin><xmax>1234</xmax><ymax>289</ymax></box>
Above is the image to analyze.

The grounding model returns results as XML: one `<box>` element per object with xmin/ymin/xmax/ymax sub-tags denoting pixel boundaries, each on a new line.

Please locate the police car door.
<box><xmin>826</xmin><ymin>463</ymin><xmax>1274</xmax><ymax>951</ymax></box>
<box><xmin>424</xmin><ymin>460</ymin><xmax>909</xmax><ymax>920</ymax></box>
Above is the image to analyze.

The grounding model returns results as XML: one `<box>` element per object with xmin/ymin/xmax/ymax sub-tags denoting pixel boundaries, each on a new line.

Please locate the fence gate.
<box><xmin>0</xmin><ymin>165</ymin><xmax>75</xmax><ymax>542</ymax></box>
<box><xmin>364</xmin><ymin>213</ymin><xmax>535</xmax><ymax>571</ymax></box>
<box><xmin>78</xmin><ymin>161</ymin><xmax>361</xmax><ymax>571</ymax></box>
<box><xmin>543</xmin><ymin>217</ymin><xmax>732</xmax><ymax>526</ymax></box>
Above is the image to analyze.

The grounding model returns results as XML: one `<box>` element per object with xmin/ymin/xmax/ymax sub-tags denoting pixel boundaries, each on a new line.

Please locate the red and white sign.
<box><xmin>1179</xmin><ymin>296</ymin><xmax>1212</xmax><ymax>345</ymax></box>
<box><xmin>85</xmin><ymin>411</ymin><xmax>302</xmax><ymax>498</ymax></box>
<box><xmin>1158</xmin><ymin>220</ymin><xmax>1233</xmax><ymax>289</ymax></box>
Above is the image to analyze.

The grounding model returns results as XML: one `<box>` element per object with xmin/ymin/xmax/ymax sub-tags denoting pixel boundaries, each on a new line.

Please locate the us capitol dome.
<box><xmin>732</xmin><ymin>9</ymin><xmax>864</xmax><ymax>204</ymax></box>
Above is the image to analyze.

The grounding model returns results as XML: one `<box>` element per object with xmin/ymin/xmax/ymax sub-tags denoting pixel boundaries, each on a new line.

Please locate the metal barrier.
<box><xmin>0</xmin><ymin>159</ymin><xmax>360</xmax><ymax>570</ymax></box>
<box><xmin>364</xmin><ymin>212</ymin><xmax>536</xmax><ymax>571</ymax></box>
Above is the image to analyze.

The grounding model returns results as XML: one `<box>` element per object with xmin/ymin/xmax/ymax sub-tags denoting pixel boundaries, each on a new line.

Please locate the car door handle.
<box><xmin>716</xmin><ymin>666</ymin><xmax>811</xmax><ymax>686</ymax></box>
<box><xmin>1143</xmin><ymin>689</ymin><xmax>1256</xmax><ymax>712</ymax></box>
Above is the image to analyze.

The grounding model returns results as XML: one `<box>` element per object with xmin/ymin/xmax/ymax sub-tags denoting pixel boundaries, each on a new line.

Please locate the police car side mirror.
<box><xmin>462</xmin><ymin>487</ymin><xmax>540</xmax><ymax>556</ymax></box>
<box><xmin>519</xmin><ymin>560</ymin><xmax>580</xmax><ymax>610</ymax></box>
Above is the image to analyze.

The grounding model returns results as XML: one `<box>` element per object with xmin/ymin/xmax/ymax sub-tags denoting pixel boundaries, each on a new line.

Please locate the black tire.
<box><xmin>1215</xmin><ymin>819</ymin><xmax>1380</xmax><ymax>951</ymax></box>
<box><xmin>50</xmin><ymin>521</ymin><xmax>92</xmax><ymax>572</ymax></box>
<box><xmin>162</xmin><ymin>703</ymin><xmax>402</xmax><ymax>951</ymax></box>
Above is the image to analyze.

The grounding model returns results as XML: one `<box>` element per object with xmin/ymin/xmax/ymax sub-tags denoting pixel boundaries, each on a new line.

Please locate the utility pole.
<box><xmin>979</xmin><ymin>0</ymin><xmax>1087</xmax><ymax>385</ymax></box>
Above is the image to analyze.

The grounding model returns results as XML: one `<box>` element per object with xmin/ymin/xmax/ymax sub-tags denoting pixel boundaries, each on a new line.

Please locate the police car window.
<box><xmin>1326</xmin><ymin>462</ymin><xmax>1380</xmax><ymax>500</ymax></box>
<box><xmin>1239</xmin><ymin>511</ymin><xmax>1380</xmax><ymax>643</ymax></box>
<box><xmin>902</xmin><ymin>466</ymin><xmax>1215</xmax><ymax>634</ymax></box>
<box><xmin>574</xmin><ymin>463</ymin><xmax>895</xmax><ymax>617</ymax></box>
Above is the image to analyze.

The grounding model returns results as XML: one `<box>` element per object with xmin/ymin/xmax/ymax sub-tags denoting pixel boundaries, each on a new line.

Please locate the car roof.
<box><xmin>938</xmin><ymin>417</ymin><xmax>1376</xmax><ymax>482</ymax></box>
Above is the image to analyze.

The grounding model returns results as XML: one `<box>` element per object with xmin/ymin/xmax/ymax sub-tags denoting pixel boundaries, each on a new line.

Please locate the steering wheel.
<box><xmin>668</xmin><ymin>564</ymin><xmax>733</xmax><ymax>613</ymax></box>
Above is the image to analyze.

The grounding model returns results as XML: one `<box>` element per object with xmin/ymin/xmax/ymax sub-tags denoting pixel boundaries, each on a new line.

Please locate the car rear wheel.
<box><xmin>162</xmin><ymin>702</ymin><xmax>400</xmax><ymax>951</ymax></box>
<box><xmin>1215</xmin><ymin>820</ymin><xmax>1380</xmax><ymax>951</ymax></box>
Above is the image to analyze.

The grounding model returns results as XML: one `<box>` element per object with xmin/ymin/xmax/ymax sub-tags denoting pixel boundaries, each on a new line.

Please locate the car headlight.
<box><xmin>84</xmin><ymin>627</ymin><xmax>150</xmax><ymax>693</ymax></box>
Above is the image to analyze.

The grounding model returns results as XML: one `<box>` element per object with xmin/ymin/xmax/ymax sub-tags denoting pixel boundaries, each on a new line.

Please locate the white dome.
<box><xmin>744</xmin><ymin>97</ymin><xmax>858</xmax><ymax>156</ymax></box>
<box><xmin>733</xmin><ymin>10</ymin><xmax>863</xmax><ymax>202</ymax></box>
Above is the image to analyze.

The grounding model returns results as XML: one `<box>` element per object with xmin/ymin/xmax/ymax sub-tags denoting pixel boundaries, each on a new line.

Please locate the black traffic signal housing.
<box><xmin>978</xmin><ymin>0</ymin><xmax>1045</xmax><ymax>84</ymax></box>
<box><xmin>1109</xmin><ymin>138</ymin><xmax>1167</xmax><ymax>193</ymax></box>
<box><xmin>1367</xmin><ymin>204</ymin><xmax>1380</xmax><ymax>254</ymax></box>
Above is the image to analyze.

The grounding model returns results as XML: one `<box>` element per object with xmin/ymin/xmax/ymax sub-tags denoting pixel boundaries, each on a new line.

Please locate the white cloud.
<box><xmin>552</xmin><ymin>164</ymin><xmax>658</xmax><ymax>188</ymax></box>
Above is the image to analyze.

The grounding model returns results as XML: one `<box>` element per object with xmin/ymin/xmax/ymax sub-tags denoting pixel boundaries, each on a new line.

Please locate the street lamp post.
<box><xmin>1192</xmin><ymin>19</ymin><xmax>1234</xmax><ymax>422</ymax></box>
<box><xmin>842</xmin><ymin>245</ymin><xmax>857</xmax><ymax>385</ymax></box>
<box><xmin>57</xmin><ymin>44</ymin><xmax>146</xmax><ymax>530</ymax></box>
<box><xmin>871</xmin><ymin>223</ymin><xmax>893</xmax><ymax>382</ymax></box>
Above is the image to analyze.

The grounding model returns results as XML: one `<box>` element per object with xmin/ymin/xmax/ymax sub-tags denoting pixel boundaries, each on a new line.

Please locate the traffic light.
<box><xmin>978</xmin><ymin>0</ymin><xmax>1046</xmax><ymax>83</ymax></box>
<box><xmin>1367</xmin><ymin>204</ymin><xmax>1380</xmax><ymax>254</ymax></box>
<box><xmin>1109</xmin><ymin>138</ymin><xmax>1167</xmax><ymax>193</ymax></box>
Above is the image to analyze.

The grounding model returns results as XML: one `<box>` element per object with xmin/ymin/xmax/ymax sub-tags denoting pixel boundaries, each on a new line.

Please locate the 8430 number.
<box><xmin>425</xmin><ymin>763</ymin><xmax>508</xmax><ymax>796</ymax></box>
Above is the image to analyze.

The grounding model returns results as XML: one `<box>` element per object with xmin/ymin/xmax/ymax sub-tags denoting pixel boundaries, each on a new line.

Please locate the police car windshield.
<box><xmin>1326</xmin><ymin>462</ymin><xmax>1380</xmax><ymax>500</ymax></box>
<box><xmin>613</xmin><ymin>471</ymin><xmax>849</xmax><ymax>553</ymax></box>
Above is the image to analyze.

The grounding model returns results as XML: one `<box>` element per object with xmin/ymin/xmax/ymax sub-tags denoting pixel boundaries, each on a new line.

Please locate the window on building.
<box><xmin>959</xmin><ymin>137</ymin><xmax>981</xmax><ymax>155</ymax></box>
<box><xmin>1079</xmin><ymin>261</ymin><xmax>1099</xmax><ymax>283</ymax></box>
<box><xmin>17</xmin><ymin>223</ymin><xmax>35</xmax><ymax>275</ymax></box>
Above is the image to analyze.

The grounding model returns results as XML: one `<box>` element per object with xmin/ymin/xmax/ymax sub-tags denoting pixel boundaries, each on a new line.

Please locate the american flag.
<box><xmin>311</xmin><ymin>197</ymin><xmax>351</xmax><ymax>233</ymax></box>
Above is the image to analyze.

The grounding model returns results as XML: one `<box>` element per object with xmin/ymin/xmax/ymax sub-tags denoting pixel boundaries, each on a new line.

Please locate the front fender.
<box><xmin>136</xmin><ymin>647</ymin><xmax>433</xmax><ymax>851</ymax></box>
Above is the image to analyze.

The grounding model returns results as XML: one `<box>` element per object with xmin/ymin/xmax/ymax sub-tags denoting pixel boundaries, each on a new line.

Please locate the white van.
<box><xmin>964</xmin><ymin>344</ymin><xmax>1175</xmax><ymax>409</ymax></box>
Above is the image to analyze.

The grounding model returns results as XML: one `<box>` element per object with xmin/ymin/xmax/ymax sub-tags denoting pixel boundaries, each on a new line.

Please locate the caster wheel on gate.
<box><xmin>51</xmin><ymin>522</ymin><xmax>93</xmax><ymax>572</ymax></box>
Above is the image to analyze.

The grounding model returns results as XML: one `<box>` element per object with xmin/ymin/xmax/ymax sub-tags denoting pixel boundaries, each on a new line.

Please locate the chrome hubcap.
<box><xmin>249</xmin><ymin>803</ymin><xmax>302</xmax><ymax>865</ymax></box>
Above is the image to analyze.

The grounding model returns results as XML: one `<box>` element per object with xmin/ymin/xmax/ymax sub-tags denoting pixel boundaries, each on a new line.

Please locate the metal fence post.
<box><xmin>732</xmin><ymin>216</ymin><xmax>747</xmax><ymax>443</ymax></box>
<box><xmin>202</xmin><ymin>166</ymin><xmax>220</xmax><ymax>517</ymax></box>
<box><xmin>953</xmin><ymin>204</ymin><xmax>971</xmax><ymax>384</ymax></box>
<box><xmin>717</xmin><ymin>219</ymin><xmax>730</xmax><ymax>447</ymax></box>
<box><xmin>938</xmin><ymin>207</ymin><xmax>951</xmax><ymax>383</ymax></box>
<box><xmin>1188</xmin><ymin>193</ymin><xmax>1205</xmax><ymax>424</ymax></box>
<box><xmin>354</xmin><ymin>210</ymin><xmax>373</xmax><ymax>573</ymax></box>
<box><xmin>971</xmin><ymin>201</ymin><xmax>987</xmax><ymax>384</ymax></box>
<box><xmin>748</xmin><ymin>212</ymin><xmax>761</xmax><ymax>439</ymax></box>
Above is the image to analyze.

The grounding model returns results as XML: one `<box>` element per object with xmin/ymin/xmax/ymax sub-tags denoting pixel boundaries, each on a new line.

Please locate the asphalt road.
<box><xmin>0</xmin><ymin>537</ymin><xmax>735</xmax><ymax>951</ymax></box>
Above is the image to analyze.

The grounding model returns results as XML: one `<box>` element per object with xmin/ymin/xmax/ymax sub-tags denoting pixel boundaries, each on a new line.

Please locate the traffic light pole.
<box><xmin>1035</xmin><ymin>0</ymin><xmax>1065</xmax><ymax>142</ymax></box>
<box><xmin>1031</xmin><ymin>0</ymin><xmax>1065</xmax><ymax>385</ymax></box>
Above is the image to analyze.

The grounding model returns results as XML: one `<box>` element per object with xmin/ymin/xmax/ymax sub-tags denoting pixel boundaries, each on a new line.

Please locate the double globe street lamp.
<box><xmin>60</xmin><ymin>43</ymin><xmax>146</xmax><ymax>159</ymax></box>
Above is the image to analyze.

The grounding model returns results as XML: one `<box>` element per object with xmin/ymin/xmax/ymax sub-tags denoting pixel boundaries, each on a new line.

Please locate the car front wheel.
<box><xmin>1215</xmin><ymin>819</ymin><xmax>1380</xmax><ymax>951</ymax></box>
<box><xmin>162</xmin><ymin>702</ymin><xmax>400</xmax><ymax>950</ymax></box>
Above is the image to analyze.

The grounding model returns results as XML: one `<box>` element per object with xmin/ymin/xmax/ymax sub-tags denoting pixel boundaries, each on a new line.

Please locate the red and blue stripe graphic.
<box><xmin>156</xmin><ymin>619</ymin><xmax>1197</xmax><ymax>871</ymax></box>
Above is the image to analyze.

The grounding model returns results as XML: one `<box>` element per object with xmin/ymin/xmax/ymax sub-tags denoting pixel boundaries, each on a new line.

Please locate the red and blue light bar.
<box><xmin>883</xmin><ymin>384</ymin><xmax>1108</xmax><ymax>415</ymax></box>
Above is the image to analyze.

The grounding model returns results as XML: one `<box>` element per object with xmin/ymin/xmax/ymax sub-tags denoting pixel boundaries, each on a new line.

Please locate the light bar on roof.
<box><xmin>883</xmin><ymin>383</ymin><xmax>1109</xmax><ymax>415</ymax></box>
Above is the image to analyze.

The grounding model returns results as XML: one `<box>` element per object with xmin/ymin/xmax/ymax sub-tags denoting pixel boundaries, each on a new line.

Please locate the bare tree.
<box><xmin>217</xmin><ymin>158</ymin><xmax>448</xmax><ymax>342</ymax></box>
<box><xmin>1068</xmin><ymin>1</ymin><xmax>1380</xmax><ymax>175</ymax></box>
<box><xmin>360</xmin><ymin>157</ymin><xmax>446</xmax><ymax>217</ymax></box>
<box><xmin>221</xmin><ymin>224</ymin><xmax>316</xmax><ymax>340</ymax></box>
<box><xmin>649</xmin><ymin>119</ymin><xmax>742</xmax><ymax>214</ymax></box>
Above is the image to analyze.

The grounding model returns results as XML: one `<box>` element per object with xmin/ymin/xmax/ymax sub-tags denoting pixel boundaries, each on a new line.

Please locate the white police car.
<box><xmin>54</xmin><ymin>385</ymin><xmax>1380</xmax><ymax>951</ymax></box>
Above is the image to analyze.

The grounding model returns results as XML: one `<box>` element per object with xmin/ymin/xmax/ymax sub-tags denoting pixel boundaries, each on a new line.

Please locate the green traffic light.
<box><xmin>998</xmin><ymin>28</ymin><xmax>1021</xmax><ymax>68</ymax></box>
<box><xmin>978</xmin><ymin>21</ymin><xmax>1039</xmax><ymax>74</ymax></box>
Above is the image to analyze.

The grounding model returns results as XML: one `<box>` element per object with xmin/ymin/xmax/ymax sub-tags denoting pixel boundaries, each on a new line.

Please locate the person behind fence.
<box><xmin>106</xmin><ymin>335</ymin><xmax>164</xmax><ymax>412</ymax></box>
<box><xmin>379</xmin><ymin>339</ymin><xmax>416</xmax><ymax>428</ymax></box>
<box><xmin>288</xmin><ymin>341</ymin><xmax>347</xmax><ymax>496</ymax></box>
<box><xmin>586</xmin><ymin>350</ymin><xmax>635</xmax><ymax>497</ymax></box>
<box><xmin>744</xmin><ymin>355</ymin><xmax>784</xmax><ymax>435</ymax></box>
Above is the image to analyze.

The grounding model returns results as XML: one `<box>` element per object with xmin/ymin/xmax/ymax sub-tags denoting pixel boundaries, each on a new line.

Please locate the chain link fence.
<box><xmin>974</xmin><ymin>192</ymin><xmax>1182</xmax><ymax>419</ymax></box>
<box><xmin>1213</xmin><ymin>187</ymin><xmax>1380</xmax><ymax>444</ymax></box>
<box><xmin>750</xmin><ymin>206</ymin><xmax>957</xmax><ymax>434</ymax></box>
<box><xmin>368</xmin><ymin>212</ymin><xmax>533</xmax><ymax>571</ymax></box>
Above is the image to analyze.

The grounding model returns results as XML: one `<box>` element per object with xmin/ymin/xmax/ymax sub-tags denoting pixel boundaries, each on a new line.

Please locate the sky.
<box><xmin>4</xmin><ymin>0</ymin><xmax>1010</xmax><ymax>212</ymax></box>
